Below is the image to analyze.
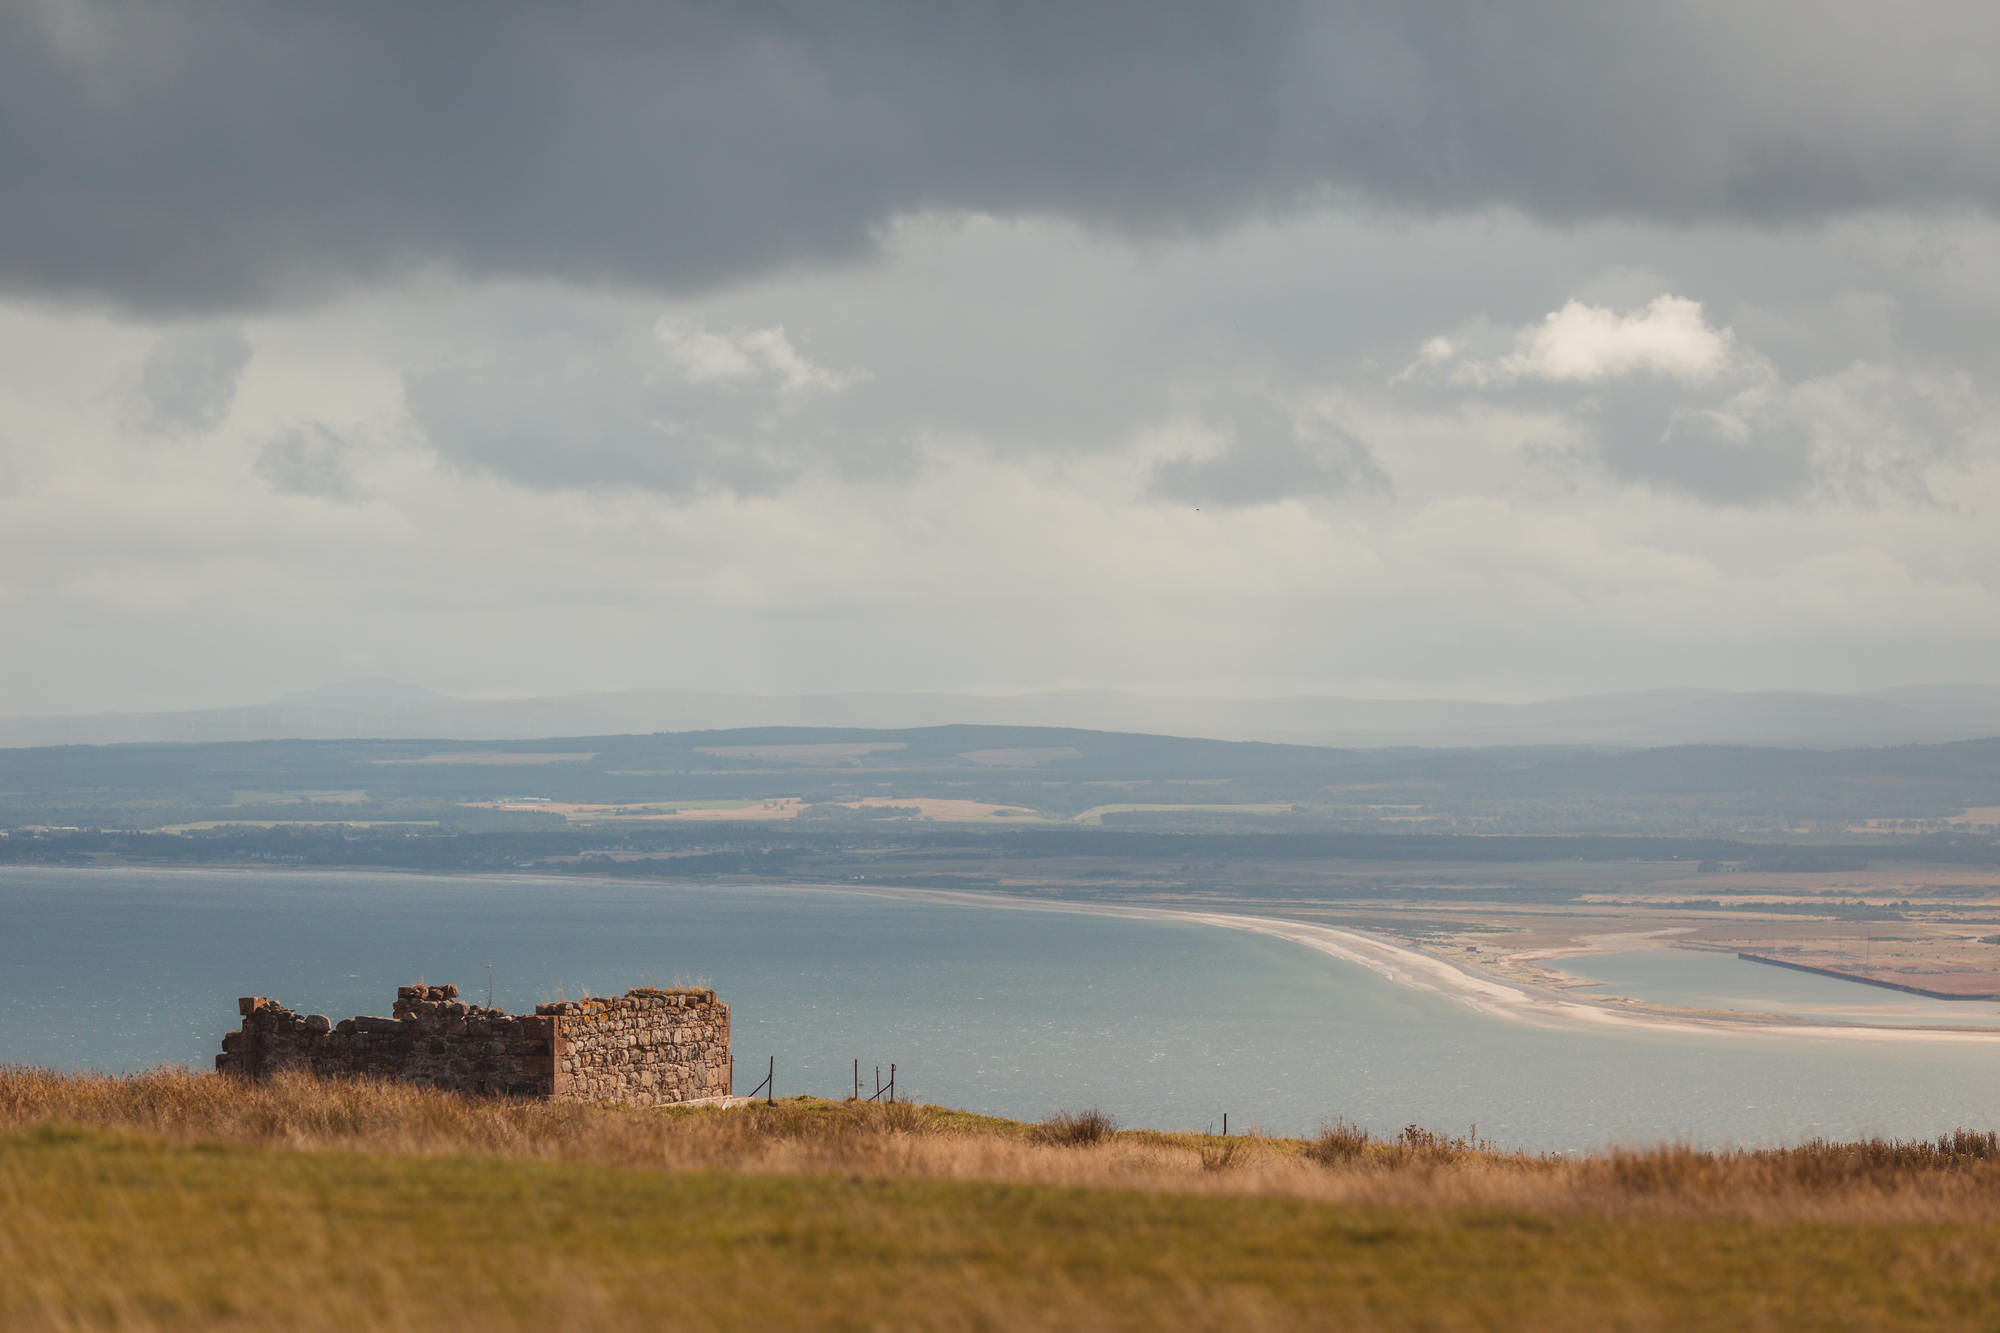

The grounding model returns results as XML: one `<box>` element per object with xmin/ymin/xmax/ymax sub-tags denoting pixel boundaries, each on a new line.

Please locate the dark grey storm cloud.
<box><xmin>1507</xmin><ymin>365</ymin><xmax>1975</xmax><ymax>507</ymax></box>
<box><xmin>1150</xmin><ymin>402</ymin><xmax>1389</xmax><ymax>508</ymax></box>
<box><xmin>254</xmin><ymin>423</ymin><xmax>358</xmax><ymax>499</ymax></box>
<box><xmin>399</xmin><ymin>303</ymin><xmax>931</xmax><ymax>496</ymax></box>
<box><xmin>122</xmin><ymin>326</ymin><xmax>252</xmax><ymax>434</ymax></box>
<box><xmin>405</xmin><ymin>352</ymin><xmax>797</xmax><ymax>498</ymax></box>
<box><xmin>1593</xmin><ymin>388</ymin><xmax>1818</xmax><ymax>507</ymax></box>
<box><xmin>5</xmin><ymin>1</ymin><xmax>1997</xmax><ymax>313</ymax></box>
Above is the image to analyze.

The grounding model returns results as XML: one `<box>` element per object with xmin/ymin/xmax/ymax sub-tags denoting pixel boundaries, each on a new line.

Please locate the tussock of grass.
<box><xmin>1304</xmin><ymin>1117</ymin><xmax>1374</xmax><ymax>1165</ymax></box>
<box><xmin>1304</xmin><ymin>1121</ymin><xmax>1494</xmax><ymax>1168</ymax></box>
<box><xmin>1197</xmin><ymin>1137</ymin><xmax>1241</xmax><ymax>1173</ymax></box>
<box><xmin>1034</xmin><ymin>1106</ymin><xmax>1118</xmax><ymax>1146</ymax></box>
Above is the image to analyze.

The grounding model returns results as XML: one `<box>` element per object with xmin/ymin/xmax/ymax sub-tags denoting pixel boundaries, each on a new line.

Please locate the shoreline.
<box><xmin>842</xmin><ymin>884</ymin><xmax>2000</xmax><ymax>1045</ymax></box>
<box><xmin>11</xmin><ymin>861</ymin><xmax>2000</xmax><ymax>1043</ymax></box>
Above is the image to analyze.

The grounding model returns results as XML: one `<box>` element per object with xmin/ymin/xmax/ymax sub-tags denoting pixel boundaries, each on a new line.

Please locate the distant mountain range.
<box><xmin>5</xmin><ymin>678</ymin><xmax>2000</xmax><ymax>751</ymax></box>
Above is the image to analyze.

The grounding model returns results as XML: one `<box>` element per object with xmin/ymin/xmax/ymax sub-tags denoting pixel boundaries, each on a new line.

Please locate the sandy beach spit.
<box><xmin>859</xmin><ymin>885</ymin><xmax>2000</xmax><ymax>1045</ymax></box>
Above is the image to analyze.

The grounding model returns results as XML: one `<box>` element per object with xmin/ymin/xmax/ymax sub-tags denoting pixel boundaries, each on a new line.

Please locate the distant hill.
<box><xmin>2</xmin><ymin>678</ymin><xmax>1998</xmax><ymax>751</ymax></box>
<box><xmin>3</xmin><ymin>723</ymin><xmax>2000</xmax><ymax>837</ymax></box>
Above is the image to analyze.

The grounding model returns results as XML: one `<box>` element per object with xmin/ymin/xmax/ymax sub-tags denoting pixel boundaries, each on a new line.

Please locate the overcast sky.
<box><xmin>4</xmin><ymin>1</ymin><xmax>1998</xmax><ymax>714</ymax></box>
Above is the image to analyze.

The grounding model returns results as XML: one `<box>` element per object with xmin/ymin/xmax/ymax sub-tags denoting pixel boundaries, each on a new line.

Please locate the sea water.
<box><xmin>4</xmin><ymin>865</ymin><xmax>1999</xmax><ymax>1152</ymax></box>
<box><xmin>1552</xmin><ymin>945</ymin><xmax>2000</xmax><ymax>1029</ymax></box>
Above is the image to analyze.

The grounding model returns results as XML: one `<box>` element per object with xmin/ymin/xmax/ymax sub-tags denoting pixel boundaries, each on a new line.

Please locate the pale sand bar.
<box><xmin>855</xmin><ymin>886</ymin><xmax>2000</xmax><ymax>1045</ymax></box>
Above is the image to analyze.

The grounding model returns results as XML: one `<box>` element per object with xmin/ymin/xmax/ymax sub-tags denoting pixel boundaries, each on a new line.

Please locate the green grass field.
<box><xmin>7</xmin><ymin>1070</ymin><xmax>2000</xmax><ymax>1330</ymax></box>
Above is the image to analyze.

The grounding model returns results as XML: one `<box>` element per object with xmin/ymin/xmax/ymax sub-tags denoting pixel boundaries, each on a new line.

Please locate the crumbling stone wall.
<box><xmin>217</xmin><ymin>983</ymin><xmax>731</xmax><ymax>1105</ymax></box>
<box><xmin>541</xmin><ymin>991</ymin><xmax>733</xmax><ymax>1104</ymax></box>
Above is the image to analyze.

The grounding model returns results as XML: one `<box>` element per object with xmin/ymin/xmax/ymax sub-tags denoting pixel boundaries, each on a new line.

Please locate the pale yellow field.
<box><xmin>1071</xmin><ymin>802</ymin><xmax>1301</xmax><ymax>824</ymax></box>
<box><xmin>466</xmin><ymin>795</ymin><xmax>1043</xmax><ymax>822</ymax></box>
<box><xmin>369</xmin><ymin>752</ymin><xmax>600</xmax><ymax>766</ymax></box>
<box><xmin>693</xmin><ymin>742</ymin><xmax>909</xmax><ymax>763</ymax></box>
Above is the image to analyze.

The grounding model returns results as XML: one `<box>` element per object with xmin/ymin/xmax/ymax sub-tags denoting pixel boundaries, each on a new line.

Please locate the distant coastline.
<box><xmin>854</xmin><ymin>885</ymin><xmax>2000</xmax><ymax>1045</ymax></box>
<box><xmin>11</xmin><ymin>860</ymin><xmax>2000</xmax><ymax>1044</ymax></box>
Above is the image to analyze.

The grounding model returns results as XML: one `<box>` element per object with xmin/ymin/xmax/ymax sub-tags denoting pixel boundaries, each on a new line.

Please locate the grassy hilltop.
<box><xmin>6</xmin><ymin>1070</ymin><xmax>2000</xmax><ymax>1330</ymax></box>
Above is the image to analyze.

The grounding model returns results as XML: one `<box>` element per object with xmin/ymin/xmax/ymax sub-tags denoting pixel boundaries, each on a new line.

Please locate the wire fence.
<box><xmin>740</xmin><ymin>1056</ymin><xmax>897</xmax><ymax>1104</ymax></box>
<box><xmin>740</xmin><ymin>1059</ymin><xmax>1239</xmax><ymax>1131</ymax></box>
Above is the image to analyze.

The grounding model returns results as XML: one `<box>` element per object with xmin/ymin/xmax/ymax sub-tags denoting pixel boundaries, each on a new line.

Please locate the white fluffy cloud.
<box><xmin>1416</xmin><ymin>295</ymin><xmax>1738</xmax><ymax>387</ymax></box>
<box><xmin>1508</xmin><ymin>295</ymin><xmax>1735</xmax><ymax>383</ymax></box>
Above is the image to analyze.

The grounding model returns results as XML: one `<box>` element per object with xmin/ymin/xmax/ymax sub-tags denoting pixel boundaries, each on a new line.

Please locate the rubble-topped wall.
<box><xmin>217</xmin><ymin>983</ymin><xmax>731</xmax><ymax>1105</ymax></box>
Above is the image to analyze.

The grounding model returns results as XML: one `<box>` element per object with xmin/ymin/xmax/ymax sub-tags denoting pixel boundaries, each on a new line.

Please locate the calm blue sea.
<box><xmin>5</xmin><ymin>866</ymin><xmax>1999</xmax><ymax>1151</ymax></box>
<box><xmin>1553</xmin><ymin>945</ymin><xmax>2000</xmax><ymax>1028</ymax></box>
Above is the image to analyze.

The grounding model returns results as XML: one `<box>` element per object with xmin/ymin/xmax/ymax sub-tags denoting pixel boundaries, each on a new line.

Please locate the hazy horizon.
<box><xmin>9</xmin><ymin>673</ymin><xmax>2000</xmax><ymax>754</ymax></box>
<box><xmin>23</xmin><ymin>672</ymin><xmax>2000</xmax><ymax>714</ymax></box>
<box><xmin>21</xmin><ymin>671</ymin><xmax>2000</xmax><ymax>723</ymax></box>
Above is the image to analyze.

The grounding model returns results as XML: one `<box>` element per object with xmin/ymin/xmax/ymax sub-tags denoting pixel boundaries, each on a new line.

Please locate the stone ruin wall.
<box><xmin>217</xmin><ymin>983</ymin><xmax>732</xmax><ymax>1106</ymax></box>
<box><xmin>540</xmin><ymin>993</ymin><xmax>733</xmax><ymax>1105</ymax></box>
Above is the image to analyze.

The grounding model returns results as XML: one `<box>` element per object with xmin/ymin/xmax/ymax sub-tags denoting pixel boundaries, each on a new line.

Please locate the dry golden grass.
<box><xmin>11</xmin><ymin>1068</ymin><xmax>2000</xmax><ymax>1330</ymax></box>
<box><xmin>7</xmin><ymin>1066</ymin><xmax>2000</xmax><ymax>1223</ymax></box>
